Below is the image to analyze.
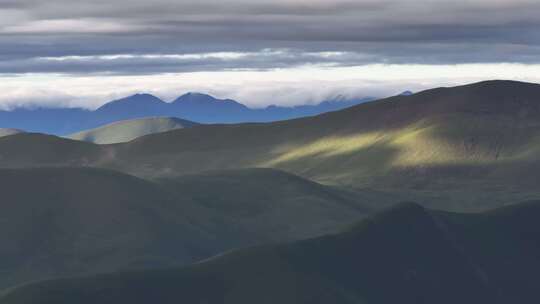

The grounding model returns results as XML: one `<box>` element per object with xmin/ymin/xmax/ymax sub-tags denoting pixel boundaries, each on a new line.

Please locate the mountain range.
<box><xmin>0</xmin><ymin>93</ymin><xmax>374</xmax><ymax>135</ymax></box>
<box><xmin>1</xmin><ymin>80</ymin><xmax>538</xmax><ymax>210</ymax></box>
<box><xmin>2</xmin><ymin>80</ymin><xmax>540</xmax><ymax>303</ymax></box>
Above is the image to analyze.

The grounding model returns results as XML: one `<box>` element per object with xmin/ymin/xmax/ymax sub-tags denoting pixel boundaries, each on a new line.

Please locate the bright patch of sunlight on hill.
<box><xmin>262</xmin><ymin>121</ymin><xmax>504</xmax><ymax>170</ymax></box>
<box><xmin>262</xmin><ymin>133</ymin><xmax>384</xmax><ymax>166</ymax></box>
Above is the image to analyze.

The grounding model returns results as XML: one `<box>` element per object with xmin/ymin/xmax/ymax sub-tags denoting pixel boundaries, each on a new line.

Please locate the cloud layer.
<box><xmin>3</xmin><ymin>63</ymin><xmax>540</xmax><ymax>110</ymax></box>
<box><xmin>1</xmin><ymin>0</ymin><xmax>540</xmax><ymax>72</ymax></box>
<box><xmin>0</xmin><ymin>0</ymin><xmax>539</xmax><ymax>107</ymax></box>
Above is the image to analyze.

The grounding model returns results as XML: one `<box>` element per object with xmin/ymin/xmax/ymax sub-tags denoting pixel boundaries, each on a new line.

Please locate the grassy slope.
<box><xmin>159</xmin><ymin>168</ymin><xmax>397</xmax><ymax>241</ymax></box>
<box><xmin>4</xmin><ymin>201</ymin><xmax>540</xmax><ymax>304</ymax></box>
<box><xmin>0</xmin><ymin>134</ymin><xmax>102</xmax><ymax>168</ymax></box>
<box><xmin>110</xmin><ymin>81</ymin><xmax>540</xmax><ymax>186</ymax></box>
<box><xmin>108</xmin><ymin>80</ymin><xmax>540</xmax><ymax>210</ymax></box>
<box><xmin>0</xmin><ymin>167</ymin><xmax>385</xmax><ymax>290</ymax></box>
<box><xmin>67</xmin><ymin>117</ymin><xmax>198</xmax><ymax>144</ymax></box>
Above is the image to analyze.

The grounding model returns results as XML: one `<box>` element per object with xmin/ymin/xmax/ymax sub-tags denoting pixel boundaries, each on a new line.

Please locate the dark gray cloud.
<box><xmin>1</xmin><ymin>0</ymin><xmax>540</xmax><ymax>75</ymax></box>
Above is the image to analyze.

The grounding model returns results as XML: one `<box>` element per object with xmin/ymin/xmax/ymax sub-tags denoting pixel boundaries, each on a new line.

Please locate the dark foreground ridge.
<box><xmin>3</xmin><ymin>200</ymin><xmax>540</xmax><ymax>304</ymax></box>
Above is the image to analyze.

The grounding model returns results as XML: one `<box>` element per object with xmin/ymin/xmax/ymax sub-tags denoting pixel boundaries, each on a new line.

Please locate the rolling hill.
<box><xmin>4</xmin><ymin>200</ymin><xmax>540</xmax><ymax>304</ymax></box>
<box><xmin>0</xmin><ymin>167</ymin><xmax>388</xmax><ymax>290</ymax></box>
<box><xmin>67</xmin><ymin>117</ymin><xmax>198</xmax><ymax>144</ymax></box>
<box><xmin>0</xmin><ymin>133</ymin><xmax>102</xmax><ymax>168</ymax></box>
<box><xmin>2</xmin><ymin>80</ymin><xmax>540</xmax><ymax>210</ymax></box>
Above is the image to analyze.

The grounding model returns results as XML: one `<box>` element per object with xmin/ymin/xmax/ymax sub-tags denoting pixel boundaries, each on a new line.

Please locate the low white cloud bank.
<box><xmin>1</xmin><ymin>63</ymin><xmax>540</xmax><ymax>110</ymax></box>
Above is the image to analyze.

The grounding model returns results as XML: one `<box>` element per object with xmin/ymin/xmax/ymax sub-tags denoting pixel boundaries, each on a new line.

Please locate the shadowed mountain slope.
<box><xmin>0</xmin><ymin>133</ymin><xmax>102</xmax><ymax>167</ymax></box>
<box><xmin>158</xmin><ymin>168</ymin><xmax>396</xmax><ymax>240</ymax></box>
<box><xmin>67</xmin><ymin>117</ymin><xmax>198</xmax><ymax>144</ymax></box>
<box><xmin>4</xmin><ymin>200</ymin><xmax>540</xmax><ymax>304</ymax></box>
<box><xmin>0</xmin><ymin>167</ymin><xmax>387</xmax><ymax>290</ymax></box>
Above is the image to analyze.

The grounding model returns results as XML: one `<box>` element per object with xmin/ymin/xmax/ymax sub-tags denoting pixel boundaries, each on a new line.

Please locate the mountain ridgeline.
<box><xmin>3</xmin><ymin>200</ymin><xmax>540</xmax><ymax>304</ymax></box>
<box><xmin>0</xmin><ymin>93</ymin><xmax>373</xmax><ymax>135</ymax></box>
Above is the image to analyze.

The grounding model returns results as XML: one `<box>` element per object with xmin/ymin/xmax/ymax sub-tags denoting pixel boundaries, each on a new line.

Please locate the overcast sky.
<box><xmin>1</xmin><ymin>0</ymin><xmax>540</xmax><ymax>109</ymax></box>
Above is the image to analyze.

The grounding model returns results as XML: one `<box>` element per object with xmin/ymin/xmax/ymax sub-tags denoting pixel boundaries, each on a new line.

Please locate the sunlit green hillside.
<box><xmin>68</xmin><ymin>117</ymin><xmax>198</xmax><ymax>144</ymax></box>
